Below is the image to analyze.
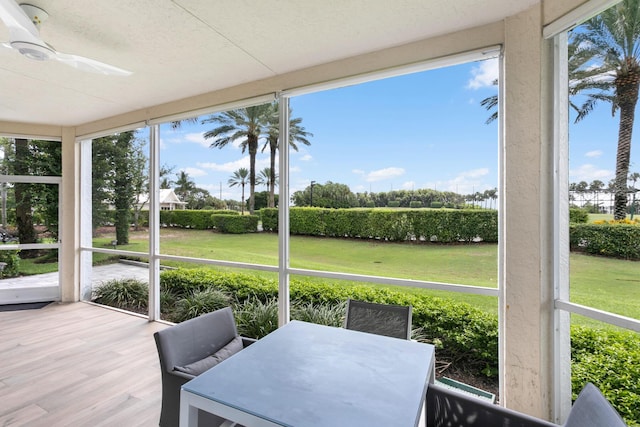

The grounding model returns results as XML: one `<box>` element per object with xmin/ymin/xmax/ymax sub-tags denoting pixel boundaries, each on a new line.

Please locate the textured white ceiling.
<box><xmin>0</xmin><ymin>0</ymin><xmax>538</xmax><ymax>127</ymax></box>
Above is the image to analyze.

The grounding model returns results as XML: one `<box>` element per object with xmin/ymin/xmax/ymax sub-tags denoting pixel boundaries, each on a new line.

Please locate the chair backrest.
<box><xmin>563</xmin><ymin>383</ymin><xmax>627</xmax><ymax>427</ymax></box>
<box><xmin>426</xmin><ymin>383</ymin><xmax>557</xmax><ymax>427</ymax></box>
<box><xmin>344</xmin><ymin>299</ymin><xmax>412</xmax><ymax>340</ymax></box>
<box><xmin>154</xmin><ymin>307</ymin><xmax>239</xmax><ymax>375</ymax></box>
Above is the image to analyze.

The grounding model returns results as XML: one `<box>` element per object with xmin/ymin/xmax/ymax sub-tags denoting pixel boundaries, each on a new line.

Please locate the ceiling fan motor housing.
<box><xmin>11</xmin><ymin>40</ymin><xmax>54</xmax><ymax>60</ymax></box>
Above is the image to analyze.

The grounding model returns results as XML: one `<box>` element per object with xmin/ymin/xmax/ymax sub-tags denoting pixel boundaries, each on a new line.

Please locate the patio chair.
<box><xmin>153</xmin><ymin>307</ymin><xmax>256</xmax><ymax>427</ymax></box>
<box><xmin>425</xmin><ymin>381</ymin><xmax>627</xmax><ymax>427</ymax></box>
<box><xmin>344</xmin><ymin>299</ymin><xmax>412</xmax><ymax>340</ymax></box>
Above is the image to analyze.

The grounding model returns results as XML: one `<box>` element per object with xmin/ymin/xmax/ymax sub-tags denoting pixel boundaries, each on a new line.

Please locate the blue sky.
<box><xmin>156</xmin><ymin>58</ymin><xmax>638</xmax><ymax>203</ymax></box>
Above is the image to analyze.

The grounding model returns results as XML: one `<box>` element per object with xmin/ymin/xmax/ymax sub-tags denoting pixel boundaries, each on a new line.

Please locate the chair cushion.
<box><xmin>563</xmin><ymin>383</ymin><xmax>627</xmax><ymax>427</ymax></box>
<box><xmin>173</xmin><ymin>336</ymin><xmax>244</xmax><ymax>376</ymax></box>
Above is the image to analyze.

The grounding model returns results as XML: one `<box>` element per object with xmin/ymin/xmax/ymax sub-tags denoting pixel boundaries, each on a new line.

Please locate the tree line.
<box><xmin>291</xmin><ymin>181</ymin><xmax>499</xmax><ymax>209</ymax></box>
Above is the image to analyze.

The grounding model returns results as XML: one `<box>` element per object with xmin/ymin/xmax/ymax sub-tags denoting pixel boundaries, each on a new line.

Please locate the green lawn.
<box><xmin>87</xmin><ymin>228</ymin><xmax>640</xmax><ymax>323</ymax></box>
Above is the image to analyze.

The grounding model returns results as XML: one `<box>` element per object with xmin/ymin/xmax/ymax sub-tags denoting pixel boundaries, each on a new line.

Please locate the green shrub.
<box><xmin>92</xmin><ymin>278</ymin><xmax>148</xmax><ymax>311</ymax></box>
<box><xmin>569</xmin><ymin>207</ymin><xmax>589</xmax><ymax>224</ymax></box>
<box><xmin>0</xmin><ymin>250</ymin><xmax>20</xmax><ymax>278</ymax></box>
<box><xmin>571</xmin><ymin>326</ymin><xmax>640</xmax><ymax>425</ymax></box>
<box><xmin>430</xmin><ymin>201</ymin><xmax>444</xmax><ymax>208</ymax></box>
<box><xmin>261</xmin><ymin>208</ymin><xmax>278</xmax><ymax>231</ymax></box>
<box><xmin>234</xmin><ymin>297</ymin><xmax>279</xmax><ymax>339</ymax></box>
<box><xmin>160</xmin><ymin>268</ymin><xmax>278</xmax><ymax>302</ymax></box>
<box><xmin>570</xmin><ymin>223</ymin><xmax>640</xmax><ymax>260</ymax></box>
<box><xmin>387</xmin><ymin>201</ymin><xmax>401</xmax><ymax>208</ymax></box>
<box><xmin>409</xmin><ymin>201</ymin><xmax>423</xmax><ymax>208</ymax></box>
<box><xmin>171</xmin><ymin>289</ymin><xmax>232</xmax><ymax>322</ymax></box>
<box><xmin>291</xmin><ymin>301</ymin><xmax>346</xmax><ymax>327</ymax></box>
<box><xmin>211</xmin><ymin>214</ymin><xmax>259</xmax><ymax>233</ymax></box>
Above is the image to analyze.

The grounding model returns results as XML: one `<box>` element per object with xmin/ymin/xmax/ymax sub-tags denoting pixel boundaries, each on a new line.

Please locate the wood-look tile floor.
<box><xmin>0</xmin><ymin>302</ymin><xmax>168</xmax><ymax>427</ymax></box>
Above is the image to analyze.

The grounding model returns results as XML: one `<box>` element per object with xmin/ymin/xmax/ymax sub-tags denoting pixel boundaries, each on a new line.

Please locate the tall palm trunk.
<box><xmin>269</xmin><ymin>138</ymin><xmax>277</xmax><ymax>208</ymax></box>
<box><xmin>248</xmin><ymin>135</ymin><xmax>258</xmax><ymax>214</ymax></box>
<box><xmin>613</xmin><ymin>64</ymin><xmax>640</xmax><ymax>220</ymax></box>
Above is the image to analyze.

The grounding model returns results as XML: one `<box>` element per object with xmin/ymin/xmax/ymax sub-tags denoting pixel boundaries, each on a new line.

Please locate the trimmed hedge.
<box><xmin>261</xmin><ymin>208</ymin><xmax>498</xmax><ymax>243</ymax></box>
<box><xmin>159</xmin><ymin>209</ymin><xmax>238</xmax><ymax>229</ymax></box>
<box><xmin>570</xmin><ymin>223</ymin><xmax>640</xmax><ymax>260</ymax></box>
<box><xmin>211</xmin><ymin>214</ymin><xmax>259</xmax><ymax>233</ymax></box>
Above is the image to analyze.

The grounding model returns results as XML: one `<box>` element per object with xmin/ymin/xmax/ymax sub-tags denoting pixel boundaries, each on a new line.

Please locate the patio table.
<box><xmin>179</xmin><ymin>320</ymin><xmax>435</xmax><ymax>427</ymax></box>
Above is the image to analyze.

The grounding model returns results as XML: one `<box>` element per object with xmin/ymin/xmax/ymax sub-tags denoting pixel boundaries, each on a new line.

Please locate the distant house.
<box><xmin>136</xmin><ymin>189</ymin><xmax>187</xmax><ymax>211</ymax></box>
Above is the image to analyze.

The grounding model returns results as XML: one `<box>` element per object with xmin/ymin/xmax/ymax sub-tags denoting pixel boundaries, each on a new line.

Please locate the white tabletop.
<box><xmin>181</xmin><ymin>320</ymin><xmax>435</xmax><ymax>427</ymax></box>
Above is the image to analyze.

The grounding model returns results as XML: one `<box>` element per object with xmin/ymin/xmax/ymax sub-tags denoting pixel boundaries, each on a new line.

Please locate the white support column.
<box><xmin>277</xmin><ymin>96</ymin><xmax>291</xmax><ymax>327</ymax></box>
<box><xmin>502</xmin><ymin>4</ymin><xmax>555</xmax><ymax>420</ymax></box>
<box><xmin>149</xmin><ymin>124</ymin><xmax>161</xmax><ymax>321</ymax></box>
<box><xmin>79</xmin><ymin>138</ymin><xmax>93</xmax><ymax>301</ymax></box>
<box><xmin>60</xmin><ymin>127</ymin><xmax>80</xmax><ymax>302</ymax></box>
<box><xmin>551</xmin><ymin>31</ymin><xmax>572</xmax><ymax>423</ymax></box>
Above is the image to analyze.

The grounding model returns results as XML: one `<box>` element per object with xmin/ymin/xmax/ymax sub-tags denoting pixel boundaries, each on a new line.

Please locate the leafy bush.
<box><xmin>211</xmin><ymin>214</ymin><xmax>259</xmax><ymax>233</ymax></box>
<box><xmin>570</xmin><ymin>223</ymin><xmax>640</xmax><ymax>260</ymax></box>
<box><xmin>171</xmin><ymin>289</ymin><xmax>232</xmax><ymax>322</ymax></box>
<box><xmin>234</xmin><ymin>297</ymin><xmax>279</xmax><ymax>339</ymax></box>
<box><xmin>569</xmin><ymin>207</ymin><xmax>589</xmax><ymax>224</ymax></box>
<box><xmin>0</xmin><ymin>250</ymin><xmax>20</xmax><ymax>278</ymax></box>
<box><xmin>409</xmin><ymin>201</ymin><xmax>423</xmax><ymax>208</ymax></box>
<box><xmin>430</xmin><ymin>202</ymin><xmax>444</xmax><ymax>208</ymax></box>
<box><xmin>291</xmin><ymin>301</ymin><xmax>346</xmax><ymax>327</ymax></box>
<box><xmin>571</xmin><ymin>326</ymin><xmax>640</xmax><ymax>425</ymax></box>
<box><xmin>387</xmin><ymin>201</ymin><xmax>401</xmax><ymax>207</ymax></box>
<box><xmin>92</xmin><ymin>278</ymin><xmax>148</xmax><ymax>311</ymax></box>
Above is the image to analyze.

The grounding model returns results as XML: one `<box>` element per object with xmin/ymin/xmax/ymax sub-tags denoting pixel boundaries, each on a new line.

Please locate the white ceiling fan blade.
<box><xmin>53</xmin><ymin>51</ymin><xmax>132</xmax><ymax>76</ymax></box>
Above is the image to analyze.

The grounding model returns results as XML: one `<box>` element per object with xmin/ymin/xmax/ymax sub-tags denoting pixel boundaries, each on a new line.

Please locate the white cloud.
<box><xmin>467</xmin><ymin>58</ymin><xmax>498</xmax><ymax>90</ymax></box>
<box><xmin>181</xmin><ymin>167</ymin><xmax>207</xmax><ymax>177</ymax></box>
<box><xmin>569</xmin><ymin>164</ymin><xmax>613</xmax><ymax>182</ymax></box>
<box><xmin>299</xmin><ymin>154</ymin><xmax>312</xmax><ymax>161</ymax></box>
<box><xmin>365</xmin><ymin>167</ymin><xmax>405</xmax><ymax>182</ymax></box>
<box><xmin>352</xmin><ymin>169</ymin><xmax>365</xmax><ymax>175</ymax></box>
<box><xmin>184</xmin><ymin>132</ymin><xmax>210</xmax><ymax>148</ymax></box>
<box><xmin>585</xmin><ymin>150</ymin><xmax>603</xmax><ymax>158</ymax></box>
<box><xmin>290</xmin><ymin>165</ymin><xmax>302</xmax><ymax>173</ymax></box>
<box><xmin>424</xmin><ymin>168</ymin><xmax>491</xmax><ymax>195</ymax></box>
<box><xmin>401</xmin><ymin>181</ymin><xmax>416</xmax><ymax>190</ymax></box>
<box><xmin>197</xmin><ymin>156</ymin><xmax>271</xmax><ymax>173</ymax></box>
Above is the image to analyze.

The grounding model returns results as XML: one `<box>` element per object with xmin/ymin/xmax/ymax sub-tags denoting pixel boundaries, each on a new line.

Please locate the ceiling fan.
<box><xmin>0</xmin><ymin>0</ymin><xmax>131</xmax><ymax>76</ymax></box>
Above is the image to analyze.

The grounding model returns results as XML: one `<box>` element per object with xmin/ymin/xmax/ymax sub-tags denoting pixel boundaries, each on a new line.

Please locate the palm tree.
<box><xmin>257</xmin><ymin>167</ymin><xmax>277</xmax><ymax>191</ymax></box>
<box><xmin>570</xmin><ymin>0</ymin><xmax>640</xmax><ymax>219</ymax></box>
<box><xmin>174</xmin><ymin>171</ymin><xmax>196</xmax><ymax>202</ymax></box>
<box><xmin>262</xmin><ymin>102</ymin><xmax>312</xmax><ymax>208</ymax></box>
<box><xmin>202</xmin><ymin>105</ymin><xmax>272</xmax><ymax>214</ymax></box>
<box><xmin>481</xmin><ymin>3</ymin><xmax>640</xmax><ymax>219</ymax></box>
<box><xmin>228</xmin><ymin>168</ymin><xmax>249</xmax><ymax>214</ymax></box>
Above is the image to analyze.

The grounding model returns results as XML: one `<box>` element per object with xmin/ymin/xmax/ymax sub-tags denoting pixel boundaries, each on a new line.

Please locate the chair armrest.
<box><xmin>170</xmin><ymin>370</ymin><xmax>195</xmax><ymax>381</ymax></box>
<box><xmin>426</xmin><ymin>383</ymin><xmax>558</xmax><ymax>427</ymax></box>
